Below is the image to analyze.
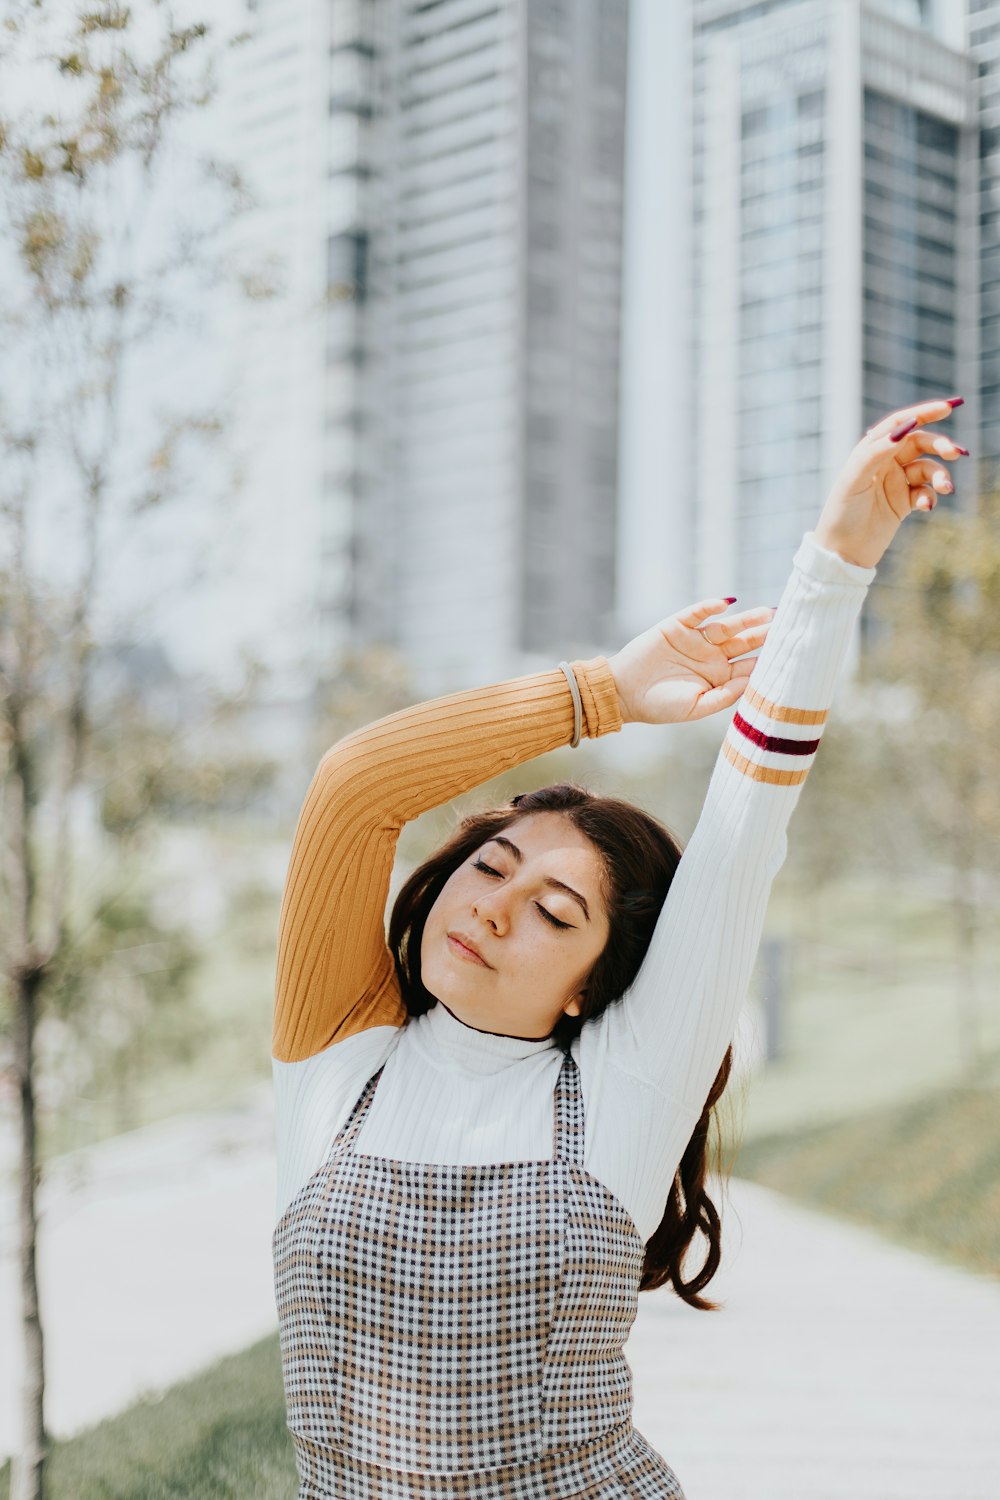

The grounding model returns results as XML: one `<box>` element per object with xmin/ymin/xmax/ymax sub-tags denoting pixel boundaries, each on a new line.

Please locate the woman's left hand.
<box><xmin>813</xmin><ymin>397</ymin><xmax>968</xmax><ymax>569</ymax></box>
<box><xmin>607</xmin><ymin>603</ymin><xmax>774</xmax><ymax>726</ymax></box>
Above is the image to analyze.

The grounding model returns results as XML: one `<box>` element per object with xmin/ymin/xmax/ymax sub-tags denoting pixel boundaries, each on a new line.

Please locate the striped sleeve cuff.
<box><xmin>719</xmin><ymin>529</ymin><xmax>875</xmax><ymax>788</ymax></box>
<box><xmin>723</xmin><ymin>684</ymin><xmax>826</xmax><ymax>787</ymax></box>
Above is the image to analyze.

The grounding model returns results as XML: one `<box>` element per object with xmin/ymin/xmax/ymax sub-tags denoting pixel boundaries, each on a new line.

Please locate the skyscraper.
<box><xmin>967</xmin><ymin>0</ymin><xmax>1000</xmax><ymax>488</ymax></box>
<box><xmin>214</xmin><ymin>0</ymin><xmax>332</xmax><ymax>691</ymax></box>
<box><xmin>221</xmin><ymin>0</ymin><xmax>632</xmax><ymax>695</ymax></box>
<box><xmin>218</xmin><ymin>0</ymin><xmax>984</xmax><ymax>701</ymax></box>
<box><xmin>347</xmin><ymin>0</ymin><xmax>632</xmax><ymax>693</ymax></box>
<box><xmin>617</xmin><ymin>0</ymin><xmax>978</xmax><ymax>652</ymax></box>
<box><xmin>699</xmin><ymin>0</ymin><xmax>977</xmax><ymax>614</ymax></box>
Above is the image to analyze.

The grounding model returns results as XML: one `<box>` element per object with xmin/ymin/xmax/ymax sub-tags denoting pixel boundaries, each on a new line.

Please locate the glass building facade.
<box><xmin>220</xmin><ymin>0</ymin><xmax>630</xmax><ymax>695</ymax></box>
<box><xmin>861</xmin><ymin>95</ymin><xmax>961</xmax><ymax>426</ymax></box>
<box><xmin>325</xmin><ymin>0</ymin><xmax>378</xmax><ymax>654</ymax></box>
<box><xmin>685</xmin><ymin>0</ymin><xmax>976</xmax><ymax>632</ymax></box>
<box><xmin>968</xmin><ymin>0</ymin><xmax>1000</xmax><ymax>484</ymax></box>
<box><xmin>521</xmin><ymin>0</ymin><xmax>628</xmax><ymax>656</ymax></box>
<box><xmin>737</xmin><ymin>79</ymin><xmax>827</xmax><ymax>600</ymax></box>
<box><xmin>355</xmin><ymin>0</ymin><xmax>631</xmax><ymax>689</ymax></box>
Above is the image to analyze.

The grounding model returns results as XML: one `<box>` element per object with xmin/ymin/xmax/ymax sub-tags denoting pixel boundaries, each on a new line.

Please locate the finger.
<box><xmin>700</xmin><ymin>606</ymin><xmax>773</xmax><ymax>646</ymax></box>
<box><xmin>866</xmin><ymin>397</ymin><xmax>962</xmax><ymax>443</ymax></box>
<box><xmin>704</xmin><ymin>605</ymin><xmax>774</xmax><ymax>634</ymax></box>
<box><xmin>719</xmin><ymin>624</ymin><xmax>770</xmax><ymax>659</ymax></box>
<box><xmin>901</xmin><ymin>458</ymin><xmax>955</xmax><ymax>494</ymax></box>
<box><xmin>891</xmin><ymin>429</ymin><xmax>969</xmax><ymax>462</ymax></box>
<box><xmin>675</xmin><ymin>597</ymin><xmax>738</xmax><ymax>628</ymax></box>
<box><xmin>909</xmin><ymin>485</ymin><xmax>937</xmax><ymax>513</ymax></box>
<box><xmin>686</xmin><ymin>675</ymin><xmax>750</xmax><ymax>722</ymax></box>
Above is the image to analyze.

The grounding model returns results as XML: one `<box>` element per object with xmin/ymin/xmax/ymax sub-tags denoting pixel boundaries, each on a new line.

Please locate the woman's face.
<box><xmin>420</xmin><ymin>812</ymin><xmax>611</xmax><ymax>1040</ymax></box>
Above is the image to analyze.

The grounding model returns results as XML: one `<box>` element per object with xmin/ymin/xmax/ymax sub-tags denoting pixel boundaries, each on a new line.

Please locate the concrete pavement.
<box><xmin>0</xmin><ymin>1087</ymin><xmax>277</xmax><ymax>1456</ymax></box>
<box><xmin>629</xmin><ymin>1180</ymin><xmax>1000</xmax><ymax>1500</ymax></box>
<box><xmin>2</xmin><ymin>1089</ymin><xmax>998</xmax><ymax>1499</ymax></box>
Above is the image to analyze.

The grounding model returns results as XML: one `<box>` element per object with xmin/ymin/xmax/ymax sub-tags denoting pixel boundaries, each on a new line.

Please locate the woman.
<box><xmin>272</xmin><ymin>398</ymin><xmax>965</xmax><ymax>1498</ymax></box>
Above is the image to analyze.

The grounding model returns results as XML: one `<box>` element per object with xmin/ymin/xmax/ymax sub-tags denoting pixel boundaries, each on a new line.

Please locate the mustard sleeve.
<box><xmin>272</xmin><ymin>657</ymin><xmax>623</xmax><ymax>1062</ymax></box>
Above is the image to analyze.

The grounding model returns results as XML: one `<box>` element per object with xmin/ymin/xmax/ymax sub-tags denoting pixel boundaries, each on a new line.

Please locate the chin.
<box><xmin>419</xmin><ymin>955</ymin><xmax>454</xmax><ymax>1005</ymax></box>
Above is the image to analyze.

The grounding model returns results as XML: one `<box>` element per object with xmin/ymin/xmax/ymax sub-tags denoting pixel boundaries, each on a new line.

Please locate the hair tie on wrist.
<box><xmin>557</xmin><ymin>661</ymin><xmax>583</xmax><ymax>748</ymax></box>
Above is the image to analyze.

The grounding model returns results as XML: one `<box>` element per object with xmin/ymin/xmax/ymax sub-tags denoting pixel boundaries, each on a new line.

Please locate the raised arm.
<box><xmin>273</xmin><ymin>658</ymin><xmax>622</xmax><ymax>1062</ymax></box>
<box><xmin>601</xmin><ymin>530</ymin><xmax>875</xmax><ymax>1104</ymax></box>
<box><xmin>599</xmin><ymin>395</ymin><xmax>966</xmax><ymax>1108</ymax></box>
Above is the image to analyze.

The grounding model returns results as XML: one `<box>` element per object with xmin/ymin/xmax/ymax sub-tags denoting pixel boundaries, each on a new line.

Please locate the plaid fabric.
<box><xmin>292</xmin><ymin>1421</ymin><xmax>686</xmax><ymax>1498</ymax></box>
<box><xmin>273</xmin><ymin>1052</ymin><xmax>686</xmax><ymax>1497</ymax></box>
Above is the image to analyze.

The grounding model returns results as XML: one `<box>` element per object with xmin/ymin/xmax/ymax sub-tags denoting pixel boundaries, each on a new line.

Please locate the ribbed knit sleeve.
<box><xmin>594</xmin><ymin>530</ymin><xmax>877</xmax><ymax>1112</ymax></box>
<box><xmin>273</xmin><ymin>657</ymin><xmax>623</xmax><ymax>1062</ymax></box>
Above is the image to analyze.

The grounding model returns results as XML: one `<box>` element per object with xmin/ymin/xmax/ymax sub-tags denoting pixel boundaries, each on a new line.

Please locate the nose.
<box><xmin>472</xmin><ymin>887</ymin><xmax>510</xmax><ymax>936</ymax></box>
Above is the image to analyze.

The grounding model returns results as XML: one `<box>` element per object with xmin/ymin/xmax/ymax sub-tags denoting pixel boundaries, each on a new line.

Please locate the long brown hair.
<box><xmin>388</xmin><ymin>782</ymin><xmax>736</xmax><ymax>1310</ymax></box>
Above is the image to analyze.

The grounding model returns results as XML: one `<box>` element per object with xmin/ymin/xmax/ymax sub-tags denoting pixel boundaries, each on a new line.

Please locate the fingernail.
<box><xmin>889</xmin><ymin>417</ymin><xmax>918</xmax><ymax>442</ymax></box>
<box><xmin>946</xmin><ymin>396</ymin><xmax>965</xmax><ymax>408</ymax></box>
<box><xmin>955</xmin><ymin>445</ymin><xmax>970</xmax><ymax>456</ymax></box>
<box><xmin>769</xmin><ymin>605</ymin><xmax>778</xmax><ymax>612</ymax></box>
<box><xmin>724</xmin><ymin>596</ymin><xmax>737</xmax><ymax>604</ymax></box>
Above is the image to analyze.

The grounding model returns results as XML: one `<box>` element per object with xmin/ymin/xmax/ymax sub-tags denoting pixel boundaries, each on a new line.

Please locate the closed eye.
<box><xmin>471</xmin><ymin>858</ymin><xmax>573</xmax><ymax>930</ymax></box>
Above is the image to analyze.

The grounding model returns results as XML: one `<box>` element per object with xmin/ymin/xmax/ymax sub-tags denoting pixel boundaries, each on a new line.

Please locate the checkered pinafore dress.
<box><xmin>273</xmin><ymin>1049</ymin><xmax>687</xmax><ymax>1498</ymax></box>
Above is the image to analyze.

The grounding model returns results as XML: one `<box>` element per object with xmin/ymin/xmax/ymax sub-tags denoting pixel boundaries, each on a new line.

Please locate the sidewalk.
<box><xmin>0</xmin><ymin>1087</ymin><xmax>277</xmax><ymax>1457</ymax></box>
<box><xmin>2</xmin><ymin>1092</ymin><xmax>998</xmax><ymax>1499</ymax></box>
<box><xmin>630</xmin><ymin>1180</ymin><xmax>1000</xmax><ymax>1500</ymax></box>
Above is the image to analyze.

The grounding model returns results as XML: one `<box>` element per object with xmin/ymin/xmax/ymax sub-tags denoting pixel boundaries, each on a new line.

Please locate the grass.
<box><xmin>735</xmin><ymin>870</ymin><xmax>1000</xmax><ymax>1142</ymax></box>
<box><xmin>722</xmin><ymin>870</ymin><xmax>1000</xmax><ymax>1280</ymax></box>
<box><xmin>733</xmin><ymin>1083</ymin><xmax>1000</xmax><ymax>1280</ymax></box>
<box><xmin>0</xmin><ymin>1336</ymin><xmax>296</xmax><ymax>1500</ymax></box>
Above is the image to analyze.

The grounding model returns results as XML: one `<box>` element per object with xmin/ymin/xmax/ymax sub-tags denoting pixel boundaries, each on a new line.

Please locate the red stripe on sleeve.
<box><xmin>733</xmin><ymin>712</ymin><xmax>821</xmax><ymax>757</ymax></box>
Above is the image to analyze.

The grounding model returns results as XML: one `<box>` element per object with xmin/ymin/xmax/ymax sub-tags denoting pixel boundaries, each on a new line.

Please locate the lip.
<box><xmin>447</xmin><ymin>932</ymin><xmax>492</xmax><ymax>968</ymax></box>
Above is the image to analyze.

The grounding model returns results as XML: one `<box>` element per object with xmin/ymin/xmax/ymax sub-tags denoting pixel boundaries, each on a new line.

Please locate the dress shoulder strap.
<box><xmin>552</xmin><ymin>1050</ymin><xmax>585</xmax><ymax>1167</ymax></box>
<box><xmin>331</xmin><ymin>1065</ymin><xmax>385</xmax><ymax>1155</ymax></box>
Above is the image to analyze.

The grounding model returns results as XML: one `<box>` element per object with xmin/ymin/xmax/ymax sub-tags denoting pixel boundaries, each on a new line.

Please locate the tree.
<box><xmin>42</xmin><ymin>886</ymin><xmax>201</xmax><ymax>1137</ymax></box>
<box><xmin>0</xmin><ymin>6</ymin><xmax>255</xmax><ymax>1496</ymax></box>
<box><xmin>861</xmin><ymin>492</ymin><xmax>1000</xmax><ymax>1074</ymax></box>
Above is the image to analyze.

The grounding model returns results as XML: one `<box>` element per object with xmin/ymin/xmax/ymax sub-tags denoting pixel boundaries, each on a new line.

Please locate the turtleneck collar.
<box><xmin>410</xmin><ymin>1000</ymin><xmax>557</xmax><ymax>1075</ymax></box>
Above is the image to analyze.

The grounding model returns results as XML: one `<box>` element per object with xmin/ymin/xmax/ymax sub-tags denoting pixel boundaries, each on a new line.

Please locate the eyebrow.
<box><xmin>485</xmin><ymin>836</ymin><xmax>592</xmax><ymax>923</ymax></box>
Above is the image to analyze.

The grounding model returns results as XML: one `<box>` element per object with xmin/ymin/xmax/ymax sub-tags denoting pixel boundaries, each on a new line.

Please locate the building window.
<box><xmin>328</xmin><ymin>231</ymin><xmax>368</xmax><ymax>301</ymax></box>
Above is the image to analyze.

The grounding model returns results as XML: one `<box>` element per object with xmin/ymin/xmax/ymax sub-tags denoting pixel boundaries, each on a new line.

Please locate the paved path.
<box><xmin>629</xmin><ymin>1183</ymin><xmax>1000</xmax><ymax>1500</ymax></box>
<box><xmin>2</xmin><ymin>1092</ymin><xmax>999</xmax><ymax>1499</ymax></box>
<box><xmin>0</xmin><ymin>1089</ymin><xmax>277</xmax><ymax>1455</ymax></box>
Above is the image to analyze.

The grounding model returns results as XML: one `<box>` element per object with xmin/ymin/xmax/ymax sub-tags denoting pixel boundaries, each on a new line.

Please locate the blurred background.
<box><xmin>1</xmin><ymin>0</ymin><xmax>998</xmax><ymax>1497</ymax></box>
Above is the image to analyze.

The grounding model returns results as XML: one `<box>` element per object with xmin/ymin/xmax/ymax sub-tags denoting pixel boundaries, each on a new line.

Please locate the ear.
<box><xmin>563</xmin><ymin>993</ymin><xmax>584</xmax><ymax>1018</ymax></box>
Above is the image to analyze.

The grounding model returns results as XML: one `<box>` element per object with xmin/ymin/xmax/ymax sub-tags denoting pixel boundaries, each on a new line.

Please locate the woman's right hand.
<box><xmin>607</xmin><ymin>601</ymin><xmax>774</xmax><ymax>726</ymax></box>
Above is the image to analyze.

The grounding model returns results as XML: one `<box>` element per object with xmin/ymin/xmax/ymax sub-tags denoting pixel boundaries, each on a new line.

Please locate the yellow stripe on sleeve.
<box><xmin>723</xmin><ymin>738</ymin><xmax>811</xmax><ymax>786</ymax></box>
<box><xmin>743</xmin><ymin>683</ymin><xmax>828</xmax><ymax>726</ymax></box>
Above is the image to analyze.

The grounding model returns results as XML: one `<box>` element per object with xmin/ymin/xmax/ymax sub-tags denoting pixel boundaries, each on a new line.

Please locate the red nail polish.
<box><xmin>946</xmin><ymin>396</ymin><xmax>965</xmax><ymax>408</ymax></box>
<box><xmin>724</xmin><ymin>596</ymin><xmax>737</xmax><ymax>604</ymax></box>
<box><xmin>955</xmin><ymin>445</ymin><xmax>970</xmax><ymax>456</ymax></box>
<box><xmin>890</xmin><ymin>418</ymin><xmax>918</xmax><ymax>442</ymax></box>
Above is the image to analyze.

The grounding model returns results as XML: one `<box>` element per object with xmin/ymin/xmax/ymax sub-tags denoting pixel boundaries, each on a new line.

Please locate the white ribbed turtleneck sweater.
<box><xmin>272</xmin><ymin>531</ymin><xmax>877</xmax><ymax>1243</ymax></box>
